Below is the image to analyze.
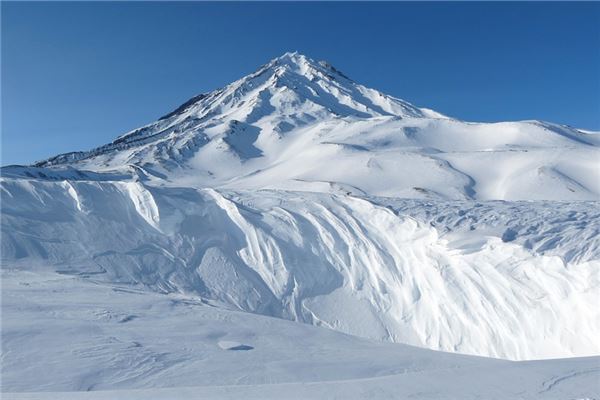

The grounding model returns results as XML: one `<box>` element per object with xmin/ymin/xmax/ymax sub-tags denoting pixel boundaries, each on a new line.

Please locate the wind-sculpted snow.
<box><xmin>2</xmin><ymin>52</ymin><xmax>600</xmax><ymax>396</ymax></box>
<box><xmin>2</xmin><ymin>177</ymin><xmax>598</xmax><ymax>360</ymax></box>
<box><xmin>379</xmin><ymin>198</ymin><xmax>600</xmax><ymax>264</ymax></box>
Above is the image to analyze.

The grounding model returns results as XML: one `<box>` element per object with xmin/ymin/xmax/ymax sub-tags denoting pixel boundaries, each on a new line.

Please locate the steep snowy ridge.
<box><xmin>34</xmin><ymin>53</ymin><xmax>426</xmax><ymax>168</ymax></box>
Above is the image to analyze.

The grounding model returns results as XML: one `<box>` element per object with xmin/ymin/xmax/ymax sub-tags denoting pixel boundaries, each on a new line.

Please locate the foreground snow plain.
<box><xmin>2</xmin><ymin>270</ymin><xmax>599</xmax><ymax>400</ymax></box>
<box><xmin>2</xmin><ymin>53</ymin><xmax>599</xmax><ymax>398</ymax></box>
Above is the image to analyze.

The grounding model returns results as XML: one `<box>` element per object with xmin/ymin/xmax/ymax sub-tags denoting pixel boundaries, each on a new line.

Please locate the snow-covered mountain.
<box><xmin>2</xmin><ymin>53</ymin><xmax>599</xmax><ymax>397</ymax></box>
<box><xmin>27</xmin><ymin>52</ymin><xmax>600</xmax><ymax>201</ymax></box>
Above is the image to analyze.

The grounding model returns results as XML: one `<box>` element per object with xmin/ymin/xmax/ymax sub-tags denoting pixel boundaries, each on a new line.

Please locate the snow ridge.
<box><xmin>2</xmin><ymin>179</ymin><xmax>598</xmax><ymax>360</ymax></box>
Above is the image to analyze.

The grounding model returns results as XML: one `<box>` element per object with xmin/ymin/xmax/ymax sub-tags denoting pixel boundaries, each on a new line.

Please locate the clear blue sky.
<box><xmin>2</xmin><ymin>2</ymin><xmax>599</xmax><ymax>166</ymax></box>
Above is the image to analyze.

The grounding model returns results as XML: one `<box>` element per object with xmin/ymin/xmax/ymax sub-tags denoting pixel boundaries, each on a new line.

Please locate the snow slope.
<box><xmin>29</xmin><ymin>52</ymin><xmax>600</xmax><ymax>201</ymax></box>
<box><xmin>2</xmin><ymin>270</ymin><xmax>599</xmax><ymax>400</ymax></box>
<box><xmin>2</xmin><ymin>178</ymin><xmax>598</xmax><ymax>360</ymax></box>
<box><xmin>2</xmin><ymin>52</ymin><xmax>600</xmax><ymax>397</ymax></box>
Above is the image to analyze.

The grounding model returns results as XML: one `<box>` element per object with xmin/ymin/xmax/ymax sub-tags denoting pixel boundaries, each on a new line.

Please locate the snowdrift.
<box><xmin>2</xmin><ymin>177</ymin><xmax>598</xmax><ymax>360</ymax></box>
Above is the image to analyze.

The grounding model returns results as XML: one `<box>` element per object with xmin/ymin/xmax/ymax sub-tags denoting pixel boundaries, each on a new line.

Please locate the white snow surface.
<box><xmin>2</xmin><ymin>270</ymin><xmax>599</xmax><ymax>399</ymax></box>
<box><xmin>2</xmin><ymin>52</ymin><xmax>600</xmax><ymax>397</ymax></box>
<box><xmin>29</xmin><ymin>52</ymin><xmax>600</xmax><ymax>201</ymax></box>
<box><xmin>2</xmin><ymin>180</ymin><xmax>599</xmax><ymax>361</ymax></box>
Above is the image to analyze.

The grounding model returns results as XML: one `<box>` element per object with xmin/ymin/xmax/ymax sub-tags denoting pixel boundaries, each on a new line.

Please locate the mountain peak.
<box><xmin>33</xmin><ymin>53</ymin><xmax>432</xmax><ymax>168</ymax></box>
<box><xmin>272</xmin><ymin>51</ymin><xmax>305</xmax><ymax>63</ymax></box>
<box><xmin>270</xmin><ymin>51</ymin><xmax>312</xmax><ymax>67</ymax></box>
<box><xmin>21</xmin><ymin>52</ymin><xmax>598</xmax><ymax>204</ymax></box>
<box><xmin>264</xmin><ymin>51</ymin><xmax>351</xmax><ymax>82</ymax></box>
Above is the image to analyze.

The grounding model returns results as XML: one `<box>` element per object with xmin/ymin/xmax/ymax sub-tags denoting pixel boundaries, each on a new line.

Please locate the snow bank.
<box><xmin>2</xmin><ymin>177</ymin><xmax>598</xmax><ymax>360</ymax></box>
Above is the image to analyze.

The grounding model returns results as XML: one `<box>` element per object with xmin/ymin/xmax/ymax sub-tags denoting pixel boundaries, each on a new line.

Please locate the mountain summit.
<box><xmin>148</xmin><ymin>51</ymin><xmax>430</xmax><ymax>122</ymax></box>
<box><xmin>35</xmin><ymin>52</ymin><xmax>431</xmax><ymax>167</ymax></box>
<box><xmin>28</xmin><ymin>52</ymin><xmax>599</xmax><ymax>200</ymax></box>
